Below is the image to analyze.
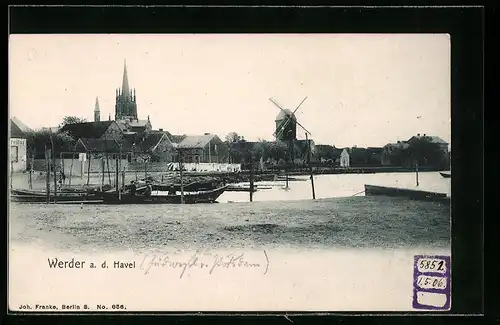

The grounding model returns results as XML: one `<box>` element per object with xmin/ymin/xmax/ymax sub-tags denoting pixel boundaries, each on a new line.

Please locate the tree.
<box><xmin>60</xmin><ymin>116</ymin><xmax>87</xmax><ymax>127</ymax></box>
<box><xmin>406</xmin><ymin>137</ymin><xmax>448</xmax><ymax>169</ymax></box>
<box><xmin>268</xmin><ymin>141</ymin><xmax>288</xmax><ymax>165</ymax></box>
<box><xmin>225</xmin><ymin>132</ymin><xmax>244</xmax><ymax>143</ymax></box>
<box><xmin>25</xmin><ymin>129</ymin><xmax>76</xmax><ymax>158</ymax></box>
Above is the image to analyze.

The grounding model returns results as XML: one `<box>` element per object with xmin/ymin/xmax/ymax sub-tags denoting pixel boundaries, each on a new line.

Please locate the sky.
<box><xmin>9</xmin><ymin>34</ymin><xmax>450</xmax><ymax>148</ymax></box>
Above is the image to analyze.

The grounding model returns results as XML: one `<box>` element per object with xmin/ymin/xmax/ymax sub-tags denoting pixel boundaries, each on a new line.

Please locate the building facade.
<box><xmin>10</xmin><ymin>118</ymin><xmax>29</xmax><ymax>172</ymax></box>
<box><xmin>340</xmin><ymin>148</ymin><xmax>350</xmax><ymax>168</ymax></box>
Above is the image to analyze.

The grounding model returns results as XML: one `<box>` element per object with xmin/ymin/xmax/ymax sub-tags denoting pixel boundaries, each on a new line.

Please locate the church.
<box><xmin>93</xmin><ymin>60</ymin><xmax>152</xmax><ymax>134</ymax></box>
<box><xmin>61</xmin><ymin>60</ymin><xmax>230</xmax><ymax>165</ymax></box>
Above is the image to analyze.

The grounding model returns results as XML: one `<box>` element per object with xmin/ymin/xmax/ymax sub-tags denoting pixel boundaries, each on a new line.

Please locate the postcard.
<box><xmin>8</xmin><ymin>33</ymin><xmax>451</xmax><ymax>312</ymax></box>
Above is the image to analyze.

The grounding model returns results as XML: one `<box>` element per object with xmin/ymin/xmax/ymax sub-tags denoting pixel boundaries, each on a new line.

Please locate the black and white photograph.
<box><xmin>9</xmin><ymin>33</ymin><xmax>451</xmax><ymax>312</ymax></box>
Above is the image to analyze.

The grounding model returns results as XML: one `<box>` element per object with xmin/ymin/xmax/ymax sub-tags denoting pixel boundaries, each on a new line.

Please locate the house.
<box><xmin>73</xmin><ymin>138</ymin><xmax>130</xmax><ymax>155</ymax></box>
<box><xmin>175</xmin><ymin>133</ymin><xmax>229</xmax><ymax>163</ymax></box>
<box><xmin>10</xmin><ymin>118</ymin><xmax>29</xmax><ymax>172</ymax></box>
<box><xmin>116</xmin><ymin>116</ymin><xmax>152</xmax><ymax>134</ymax></box>
<box><xmin>41</xmin><ymin>126</ymin><xmax>61</xmax><ymax>133</ymax></box>
<box><xmin>381</xmin><ymin>141</ymin><xmax>409</xmax><ymax>166</ymax></box>
<box><xmin>406</xmin><ymin>134</ymin><xmax>450</xmax><ymax>168</ymax></box>
<box><xmin>314</xmin><ymin>144</ymin><xmax>342</xmax><ymax>165</ymax></box>
<box><xmin>11</xmin><ymin>116</ymin><xmax>33</xmax><ymax>133</ymax></box>
<box><xmin>292</xmin><ymin>139</ymin><xmax>316</xmax><ymax>166</ymax></box>
<box><xmin>365</xmin><ymin>147</ymin><xmax>383</xmax><ymax>166</ymax></box>
<box><xmin>340</xmin><ymin>147</ymin><xmax>374</xmax><ymax>167</ymax></box>
<box><xmin>130</xmin><ymin>130</ymin><xmax>177</xmax><ymax>162</ymax></box>
<box><xmin>67</xmin><ymin>138</ymin><xmax>130</xmax><ymax>176</ymax></box>
<box><xmin>348</xmin><ymin>147</ymin><xmax>370</xmax><ymax>167</ymax></box>
<box><xmin>407</xmin><ymin>134</ymin><xmax>449</xmax><ymax>153</ymax></box>
<box><xmin>59</xmin><ymin>121</ymin><xmax>124</xmax><ymax>142</ymax></box>
<box><xmin>340</xmin><ymin>148</ymin><xmax>350</xmax><ymax>168</ymax></box>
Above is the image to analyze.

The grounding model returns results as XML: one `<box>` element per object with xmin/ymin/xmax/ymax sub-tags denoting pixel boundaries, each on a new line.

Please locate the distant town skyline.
<box><xmin>9</xmin><ymin>34</ymin><xmax>450</xmax><ymax>148</ymax></box>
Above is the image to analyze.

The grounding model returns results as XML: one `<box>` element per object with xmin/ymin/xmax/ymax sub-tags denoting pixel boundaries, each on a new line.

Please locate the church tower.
<box><xmin>94</xmin><ymin>96</ymin><xmax>100</xmax><ymax>122</ymax></box>
<box><xmin>115</xmin><ymin>59</ymin><xmax>138</xmax><ymax>121</ymax></box>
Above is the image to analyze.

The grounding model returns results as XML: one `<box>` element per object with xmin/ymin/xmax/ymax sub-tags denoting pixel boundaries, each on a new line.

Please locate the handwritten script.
<box><xmin>139</xmin><ymin>250</ymin><xmax>270</xmax><ymax>278</ymax></box>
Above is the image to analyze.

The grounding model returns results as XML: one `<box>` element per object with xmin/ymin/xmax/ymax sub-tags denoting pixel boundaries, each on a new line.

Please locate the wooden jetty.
<box><xmin>364</xmin><ymin>184</ymin><xmax>449</xmax><ymax>202</ymax></box>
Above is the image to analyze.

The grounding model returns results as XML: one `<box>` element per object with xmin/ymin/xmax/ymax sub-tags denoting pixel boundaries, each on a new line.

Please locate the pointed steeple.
<box><xmin>94</xmin><ymin>96</ymin><xmax>100</xmax><ymax>111</ymax></box>
<box><xmin>94</xmin><ymin>96</ymin><xmax>101</xmax><ymax>122</ymax></box>
<box><xmin>121</xmin><ymin>59</ymin><xmax>130</xmax><ymax>98</ymax></box>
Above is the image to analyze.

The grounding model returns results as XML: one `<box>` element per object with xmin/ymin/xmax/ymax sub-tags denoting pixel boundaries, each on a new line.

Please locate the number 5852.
<box><xmin>418</xmin><ymin>258</ymin><xmax>446</xmax><ymax>273</ymax></box>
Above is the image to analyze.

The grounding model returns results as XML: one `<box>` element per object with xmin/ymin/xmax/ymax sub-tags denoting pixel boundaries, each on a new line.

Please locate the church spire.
<box><xmin>121</xmin><ymin>59</ymin><xmax>130</xmax><ymax>98</ymax></box>
<box><xmin>94</xmin><ymin>96</ymin><xmax>100</xmax><ymax>122</ymax></box>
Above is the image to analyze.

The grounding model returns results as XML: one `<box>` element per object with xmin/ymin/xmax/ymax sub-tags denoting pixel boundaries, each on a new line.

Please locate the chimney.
<box><xmin>423</xmin><ymin>133</ymin><xmax>426</xmax><ymax>136</ymax></box>
<box><xmin>159</xmin><ymin>128</ymin><xmax>163</xmax><ymax>132</ymax></box>
<box><xmin>417</xmin><ymin>133</ymin><xmax>420</xmax><ymax>136</ymax></box>
<box><xmin>204</xmin><ymin>132</ymin><xmax>210</xmax><ymax>135</ymax></box>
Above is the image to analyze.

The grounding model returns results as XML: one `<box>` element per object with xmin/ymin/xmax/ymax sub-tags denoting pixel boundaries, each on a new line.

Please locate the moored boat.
<box><xmin>439</xmin><ymin>172</ymin><xmax>451</xmax><ymax>178</ymax></box>
<box><xmin>99</xmin><ymin>185</ymin><xmax>228</xmax><ymax>204</ymax></box>
<box><xmin>364</xmin><ymin>184</ymin><xmax>448</xmax><ymax>202</ymax></box>
<box><xmin>10</xmin><ymin>188</ymin><xmax>101</xmax><ymax>203</ymax></box>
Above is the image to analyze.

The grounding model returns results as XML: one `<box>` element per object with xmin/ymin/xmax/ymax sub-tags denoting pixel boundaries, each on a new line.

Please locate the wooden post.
<box><xmin>122</xmin><ymin>166</ymin><xmax>125</xmax><ymax>192</ymax></box>
<box><xmin>50</xmin><ymin>134</ymin><xmax>57</xmax><ymax>203</ymax></box>
<box><xmin>10</xmin><ymin>160</ymin><xmax>13</xmax><ymax>189</ymax></box>
<box><xmin>60</xmin><ymin>152</ymin><xmax>64</xmax><ymax>185</ymax></box>
<box><xmin>69</xmin><ymin>152</ymin><xmax>74</xmax><ymax>186</ymax></box>
<box><xmin>249</xmin><ymin>157</ymin><xmax>254</xmax><ymax>202</ymax></box>
<box><xmin>179</xmin><ymin>150</ymin><xmax>184</xmax><ymax>204</ymax></box>
<box><xmin>115</xmin><ymin>155</ymin><xmax>120</xmax><ymax>200</ymax></box>
<box><xmin>45</xmin><ymin>147</ymin><xmax>50</xmax><ymax>204</ymax></box>
<box><xmin>101</xmin><ymin>158</ymin><xmax>105</xmax><ymax>190</ymax></box>
<box><xmin>306</xmin><ymin>133</ymin><xmax>316</xmax><ymax>200</ymax></box>
<box><xmin>81</xmin><ymin>154</ymin><xmax>84</xmax><ymax>178</ymax></box>
<box><xmin>144</xmin><ymin>159</ymin><xmax>148</xmax><ymax>179</ymax></box>
<box><xmin>106</xmin><ymin>153</ymin><xmax>111</xmax><ymax>185</ymax></box>
<box><xmin>416</xmin><ymin>159</ymin><xmax>419</xmax><ymax>187</ymax></box>
<box><xmin>29</xmin><ymin>153</ymin><xmax>34</xmax><ymax>189</ymax></box>
<box><xmin>86</xmin><ymin>153</ymin><xmax>91</xmax><ymax>185</ymax></box>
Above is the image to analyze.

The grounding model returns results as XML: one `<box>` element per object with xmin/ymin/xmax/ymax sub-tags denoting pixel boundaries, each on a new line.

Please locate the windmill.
<box><xmin>269</xmin><ymin>97</ymin><xmax>314</xmax><ymax>197</ymax></box>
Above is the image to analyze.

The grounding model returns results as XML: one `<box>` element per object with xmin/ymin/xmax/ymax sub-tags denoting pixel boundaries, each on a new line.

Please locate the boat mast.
<box><xmin>179</xmin><ymin>148</ymin><xmax>184</xmax><ymax>204</ymax></box>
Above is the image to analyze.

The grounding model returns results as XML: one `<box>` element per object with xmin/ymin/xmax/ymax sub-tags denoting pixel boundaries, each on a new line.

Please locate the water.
<box><xmin>218</xmin><ymin>171</ymin><xmax>451</xmax><ymax>203</ymax></box>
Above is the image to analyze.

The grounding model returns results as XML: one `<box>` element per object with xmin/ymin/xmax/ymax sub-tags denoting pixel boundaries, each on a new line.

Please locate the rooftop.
<box><xmin>178</xmin><ymin>134</ymin><xmax>217</xmax><ymax>149</ymax></box>
<box><xmin>59</xmin><ymin>121</ymin><xmax>117</xmax><ymax>139</ymax></box>
<box><xmin>275</xmin><ymin>109</ymin><xmax>297</xmax><ymax>121</ymax></box>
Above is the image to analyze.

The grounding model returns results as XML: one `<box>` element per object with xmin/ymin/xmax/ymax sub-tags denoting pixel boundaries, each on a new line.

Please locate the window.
<box><xmin>11</xmin><ymin>146</ymin><xmax>19</xmax><ymax>163</ymax></box>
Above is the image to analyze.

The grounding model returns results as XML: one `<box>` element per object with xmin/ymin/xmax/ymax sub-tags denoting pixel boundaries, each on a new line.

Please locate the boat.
<box><xmin>99</xmin><ymin>185</ymin><xmax>228</xmax><ymax>204</ymax></box>
<box><xmin>226</xmin><ymin>184</ymin><xmax>258</xmax><ymax>192</ymax></box>
<box><xmin>150</xmin><ymin>181</ymin><xmax>218</xmax><ymax>192</ymax></box>
<box><xmin>439</xmin><ymin>172</ymin><xmax>451</xmax><ymax>178</ymax></box>
<box><xmin>10</xmin><ymin>188</ymin><xmax>101</xmax><ymax>203</ymax></box>
<box><xmin>364</xmin><ymin>184</ymin><xmax>449</xmax><ymax>202</ymax></box>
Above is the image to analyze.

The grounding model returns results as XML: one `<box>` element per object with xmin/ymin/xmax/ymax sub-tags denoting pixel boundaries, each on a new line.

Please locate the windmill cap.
<box><xmin>275</xmin><ymin>109</ymin><xmax>297</xmax><ymax>121</ymax></box>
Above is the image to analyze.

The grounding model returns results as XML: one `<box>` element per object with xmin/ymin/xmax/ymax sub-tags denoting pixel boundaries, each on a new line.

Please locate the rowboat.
<box><xmin>364</xmin><ymin>184</ymin><xmax>449</xmax><ymax>202</ymax></box>
<box><xmin>150</xmin><ymin>181</ymin><xmax>218</xmax><ymax>192</ymax></box>
<box><xmin>10</xmin><ymin>188</ymin><xmax>101</xmax><ymax>203</ymax></box>
<box><xmin>99</xmin><ymin>185</ymin><xmax>228</xmax><ymax>204</ymax></box>
<box><xmin>439</xmin><ymin>172</ymin><xmax>451</xmax><ymax>178</ymax></box>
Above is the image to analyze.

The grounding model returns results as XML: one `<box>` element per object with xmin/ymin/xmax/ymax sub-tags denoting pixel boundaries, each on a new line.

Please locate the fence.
<box><xmin>32</xmin><ymin>159</ymin><xmax>242</xmax><ymax>174</ymax></box>
<box><xmin>32</xmin><ymin>158</ymin><xmax>129</xmax><ymax>175</ymax></box>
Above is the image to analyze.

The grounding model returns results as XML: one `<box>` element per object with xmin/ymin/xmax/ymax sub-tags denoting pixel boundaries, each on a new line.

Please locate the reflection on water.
<box><xmin>218</xmin><ymin>171</ymin><xmax>451</xmax><ymax>203</ymax></box>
